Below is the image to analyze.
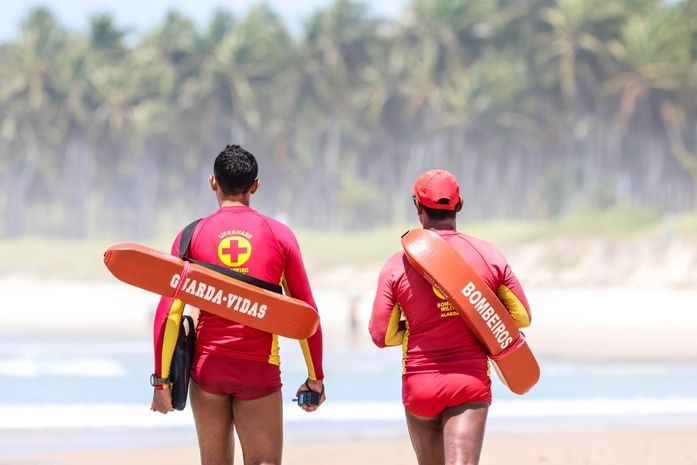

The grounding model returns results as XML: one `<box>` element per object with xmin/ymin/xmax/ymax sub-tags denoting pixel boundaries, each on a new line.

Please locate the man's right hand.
<box><xmin>151</xmin><ymin>388</ymin><xmax>175</xmax><ymax>414</ymax></box>
<box><xmin>295</xmin><ymin>378</ymin><xmax>326</xmax><ymax>412</ymax></box>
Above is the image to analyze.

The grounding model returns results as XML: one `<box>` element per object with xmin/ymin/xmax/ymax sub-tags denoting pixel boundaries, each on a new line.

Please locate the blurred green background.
<box><xmin>1</xmin><ymin>0</ymin><xmax>696</xmax><ymax>241</ymax></box>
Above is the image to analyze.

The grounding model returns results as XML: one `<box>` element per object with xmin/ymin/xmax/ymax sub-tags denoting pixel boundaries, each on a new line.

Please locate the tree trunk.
<box><xmin>134</xmin><ymin>147</ymin><xmax>160</xmax><ymax>239</ymax></box>
<box><xmin>62</xmin><ymin>136</ymin><xmax>91</xmax><ymax>238</ymax></box>
<box><xmin>2</xmin><ymin>141</ymin><xmax>38</xmax><ymax>237</ymax></box>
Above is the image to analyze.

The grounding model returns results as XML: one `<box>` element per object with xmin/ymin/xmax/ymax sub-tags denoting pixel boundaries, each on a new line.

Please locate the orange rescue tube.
<box><xmin>401</xmin><ymin>229</ymin><xmax>539</xmax><ymax>395</ymax></box>
<box><xmin>103</xmin><ymin>243</ymin><xmax>320</xmax><ymax>340</ymax></box>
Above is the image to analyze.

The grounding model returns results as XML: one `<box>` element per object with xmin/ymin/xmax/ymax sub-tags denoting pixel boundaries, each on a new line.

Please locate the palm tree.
<box><xmin>70</xmin><ymin>13</ymin><xmax>131</xmax><ymax>236</ymax></box>
<box><xmin>2</xmin><ymin>1</ymin><xmax>697</xmax><ymax>237</ymax></box>
<box><xmin>0</xmin><ymin>8</ymin><xmax>66</xmax><ymax>236</ymax></box>
<box><xmin>126</xmin><ymin>10</ymin><xmax>202</xmax><ymax>238</ymax></box>
<box><xmin>536</xmin><ymin>0</ymin><xmax>625</xmax><ymax>107</ymax></box>
<box><xmin>604</xmin><ymin>8</ymin><xmax>691</xmax><ymax>126</ymax></box>
<box><xmin>193</xmin><ymin>5</ymin><xmax>296</xmax><ymax>217</ymax></box>
<box><xmin>603</xmin><ymin>6</ymin><xmax>697</xmax><ymax>204</ymax></box>
<box><xmin>293</xmin><ymin>0</ymin><xmax>378</xmax><ymax>226</ymax></box>
<box><xmin>396</xmin><ymin>0</ymin><xmax>496</xmax><ymax>126</ymax></box>
<box><xmin>605</xmin><ymin>8</ymin><xmax>694</xmax><ymax>204</ymax></box>
<box><xmin>363</xmin><ymin>0</ymin><xmax>503</xmax><ymax>222</ymax></box>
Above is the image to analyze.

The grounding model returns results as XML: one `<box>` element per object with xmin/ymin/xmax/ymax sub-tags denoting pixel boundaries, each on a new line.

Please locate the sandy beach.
<box><xmin>4</xmin><ymin>276</ymin><xmax>697</xmax><ymax>362</ymax></box>
<box><xmin>3</xmin><ymin>427</ymin><xmax>697</xmax><ymax>465</ymax></box>
<box><xmin>2</xmin><ymin>278</ymin><xmax>696</xmax><ymax>465</ymax></box>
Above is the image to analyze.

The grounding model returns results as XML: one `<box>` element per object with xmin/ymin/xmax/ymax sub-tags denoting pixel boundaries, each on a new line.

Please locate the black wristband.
<box><xmin>305</xmin><ymin>379</ymin><xmax>325</xmax><ymax>396</ymax></box>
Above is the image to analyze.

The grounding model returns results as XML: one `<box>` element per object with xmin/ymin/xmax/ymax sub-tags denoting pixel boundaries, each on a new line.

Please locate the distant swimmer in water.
<box><xmin>347</xmin><ymin>294</ymin><xmax>360</xmax><ymax>345</ymax></box>
<box><xmin>150</xmin><ymin>145</ymin><xmax>325</xmax><ymax>465</ymax></box>
<box><xmin>369</xmin><ymin>169</ymin><xmax>531</xmax><ymax>465</ymax></box>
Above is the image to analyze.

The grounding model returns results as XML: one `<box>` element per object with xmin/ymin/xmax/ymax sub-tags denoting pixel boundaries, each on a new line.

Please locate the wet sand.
<box><xmin>3</xmin><ymin>427</ymin><xmax>697</xmax><ymax>465</ymax></box>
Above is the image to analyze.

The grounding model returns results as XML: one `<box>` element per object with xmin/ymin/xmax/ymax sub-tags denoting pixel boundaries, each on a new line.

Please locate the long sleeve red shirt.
<box><xmin>153</xmin><ymin>205</ymin><xmax>323</xmax><ymax>384</ymax></box>
<box><xmin>369</xmin><ymin>229</ymin><xmax>530</xmax><ymax>375</ymax></box>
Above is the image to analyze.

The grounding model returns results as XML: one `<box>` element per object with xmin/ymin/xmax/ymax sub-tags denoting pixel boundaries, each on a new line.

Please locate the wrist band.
<box><xmin>150</xmin><ymin>374</ymin><xmax>170</xmax><ymax>386</ymax></box>
<box><xmin>305</xmin><ymin>379</ymin><xmax>325</xmax><ymax>396</ymax></box>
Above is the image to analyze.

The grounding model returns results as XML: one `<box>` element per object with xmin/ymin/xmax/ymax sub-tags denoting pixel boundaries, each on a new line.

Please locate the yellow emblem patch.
<box><xmin>432</xmin><ymin>286</ymin><xmax>447</xmax><ymax>300</ymax></box>
<box><xmin>433</xmin><ymin>286</ymin><xmax>457</xmax><ymax>317</ymax></box>
<box><xmin>218</xmin><ymin>236</ymin><xmax>252</xmax><ymax>267</ymax></box>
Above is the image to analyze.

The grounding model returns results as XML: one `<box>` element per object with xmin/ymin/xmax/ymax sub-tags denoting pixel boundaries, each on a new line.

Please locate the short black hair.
<box><xmin>213</xmin><ymin>145</ymin><xmax>258</xmax><ymax>195</ymax></box>
<box><xmin>422</xmin><ymin>205</ymin><xmax>457</xmax><ymax>220</ymax></box>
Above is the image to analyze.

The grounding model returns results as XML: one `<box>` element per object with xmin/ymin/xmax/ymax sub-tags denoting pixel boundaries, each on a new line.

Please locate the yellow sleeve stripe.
<box><xmin>281</xmin><ymin>274</ymin><xmax>316</xmax><ymax>379</ymax></box>
<box><xmin>496</xmin><ymin>285</ymin><xmax>530</xmax><ymax>328</ymax></box>
<box><xmin>268</xmin><ymin>334</ymin><xmax>280</xmax><ymax>365</ymax></box>
<box><xmin>280</xmin><ymin>274</ymin><xmax>290</xmax><ymax>296</ymax></box>
<box><xmin>161</xmin><ymin>298</ymin><xmax>185</xmax><ymax>379</ymax></box>
<box><xmin>298</xmin><ymin>339</ymin><xmax>317</xmax><ymax>381</ymax></box>
<box><xmin>385</xmin><ymin>303</ymin><xmax>405</xmax><ymax>346</ymax></box>
<box><xmin>401</xmin><ymin>321</ymin><xmax>410</xmax><ymax>374</ymax></box>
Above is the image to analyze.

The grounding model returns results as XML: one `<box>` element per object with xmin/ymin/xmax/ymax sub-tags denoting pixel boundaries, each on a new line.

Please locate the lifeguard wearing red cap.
<box><xmin>412</xmin><ymin>169</ymin><xmax>462</xmax><ymax>210</ymax></box>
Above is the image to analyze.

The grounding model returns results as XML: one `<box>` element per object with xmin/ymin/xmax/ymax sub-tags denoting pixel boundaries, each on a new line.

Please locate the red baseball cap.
<box><xmin>412</xmin><ymin>169</ymin><xmax>461</xmax><ymax>210</ymax></box>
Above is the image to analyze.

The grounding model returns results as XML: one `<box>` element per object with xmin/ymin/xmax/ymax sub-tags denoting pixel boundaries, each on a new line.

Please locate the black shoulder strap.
<box><xmin>188</xmin><ymin>258</ymin><xmax>283</xmax><ymax>294</ymax></box>
<box><xmin>179</xmin><ymin>219</ymin><xmax>201</xmax><ymax>259</ymax></box>
<box><xmin>177</xmin><ymin>219</ymin><xmax>283</xmax><ymax>295</ymax></box>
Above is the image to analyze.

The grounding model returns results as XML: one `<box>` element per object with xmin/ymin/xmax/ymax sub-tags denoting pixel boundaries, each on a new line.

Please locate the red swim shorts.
<box><xmin>402</xmin><ymin>371</ymin><xmax>492</xmax><ymax>417</ymax></box>
<box><xmin>191</xmin><ymin>352</ymin><xmax>282</xmax><ymax>400</ymax></box>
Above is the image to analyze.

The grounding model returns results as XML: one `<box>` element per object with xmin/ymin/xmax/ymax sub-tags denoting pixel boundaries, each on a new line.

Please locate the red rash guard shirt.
<box><xmin>369</xmin><ymin>229</ymin><xmax>530</xmax><ymax>375</ymax></box>
<box><xmin>153</xmin><ymin>205</ymin><xmax>323</xmax><ymax>385</ymax></box>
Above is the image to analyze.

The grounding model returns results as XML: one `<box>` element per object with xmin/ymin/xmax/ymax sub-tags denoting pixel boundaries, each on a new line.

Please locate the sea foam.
<box><xmin>2</xmin><ymin>397</ymin><xmax>697</xmax><ymax>429</ymax></box>
<box><xmin>0</xmin><ymin>357</ymin><xmax>125</xmax><ymax>378</ymax></box>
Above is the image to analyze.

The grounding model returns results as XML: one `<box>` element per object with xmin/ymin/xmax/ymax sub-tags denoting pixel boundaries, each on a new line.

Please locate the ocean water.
<box><xmin>0</xmin><ymin>338</ymin><xmax>697</xmax><ymax>434</ymax></box>
<box><xmin>1</xmin><ymin>335</ymin><xmax>697</xmax><ymax>454</ymax></box>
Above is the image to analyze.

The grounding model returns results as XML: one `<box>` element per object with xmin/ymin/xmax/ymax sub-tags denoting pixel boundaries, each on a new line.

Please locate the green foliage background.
<box><xmin>1</xmin><ymin>0</ymin><xmax>697</xmax><ymax>239</ymax></box>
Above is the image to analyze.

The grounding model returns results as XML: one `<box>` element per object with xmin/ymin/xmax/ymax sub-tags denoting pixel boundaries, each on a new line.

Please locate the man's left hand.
<box><xmin>151</xmin><ymin>388</ymin><xmax>175</xmax><ymax>414</ymax></box>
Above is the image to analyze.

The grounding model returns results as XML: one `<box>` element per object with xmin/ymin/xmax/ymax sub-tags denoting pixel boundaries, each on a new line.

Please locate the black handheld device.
<box><xmin>293</xmin><ymin>390</ymin><xmax>321</xmax><ymax>407</ymax></box>
<box><xmin>292</xmin><ymin>380</ymin><xmax>325</xmax><ymax>407</ymax></box>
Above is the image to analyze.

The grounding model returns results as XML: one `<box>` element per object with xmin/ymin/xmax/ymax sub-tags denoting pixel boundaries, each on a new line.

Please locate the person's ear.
<box><xmin>415</xmin><ymin>201</ymin><xmax>427</xmax><ymax>226</ymax></box>
<box><xmin>210</xmin><ymin>175</ymin><xmax>218</xmax><ymax>191</ymax></box>
<box><xmin>249</xmin><ymin>179</ymin><xmax>260</xmax><ymax>194</ymax></box>
<box><xmin>455</xmin><ymin>197</ymin><xmax>463</xmax><ymax>213</ymax></box>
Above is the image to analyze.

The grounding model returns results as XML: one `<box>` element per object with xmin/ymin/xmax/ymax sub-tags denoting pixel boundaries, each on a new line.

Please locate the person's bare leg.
<box><xmin>441</xmin><ymin>402</ymin><xmax>489</xmax><ymax>465</ymax></box>
<box><xmin>232</xmin><ymin>390</ymin><xmax>283</xmax><ymax>465</ymax></box>
<box><xmin>405</xmin><ymin>408</ymin><xmax>445</xmax><ymax>465</ymax></box>
<box><xmin>190</xmin><ymin>381</ymin><xmax>235</xmax><ymax>465</ymax></box>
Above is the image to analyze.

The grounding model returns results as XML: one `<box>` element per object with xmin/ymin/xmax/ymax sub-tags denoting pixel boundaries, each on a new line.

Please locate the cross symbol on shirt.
<box><xmin>222</xmin><ymin>239</ymin><xmax>248</xmax><ymax>262</ymax></box>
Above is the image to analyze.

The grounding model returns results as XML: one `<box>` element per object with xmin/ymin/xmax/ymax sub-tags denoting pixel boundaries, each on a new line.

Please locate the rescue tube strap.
<box><xmin>489</xmin><ymin>332</ymin><xmax>527</xmax><ymax>362</ymax></box>
<box><xmin>178</xmin><ymin>219</ymin><xmax>199</xmax><ymax>258</ymax></box>
<box><xmin>172</xmin><ymin>261</ymin><xmax>191</xmax><ymax>300</ymax></box>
